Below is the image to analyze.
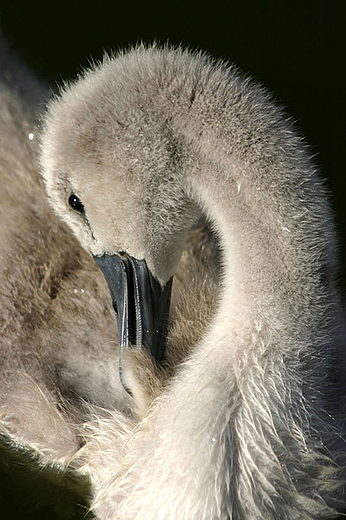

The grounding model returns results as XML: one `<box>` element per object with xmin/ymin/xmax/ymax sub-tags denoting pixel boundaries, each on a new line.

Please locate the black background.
<box><xmin>1</xmin><ymin>0</ymin><xmax>345</xmax><ymax>289</ymax></box>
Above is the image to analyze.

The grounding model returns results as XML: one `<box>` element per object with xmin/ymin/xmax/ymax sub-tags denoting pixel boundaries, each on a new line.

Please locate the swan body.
<box><xmin>37</xmin><ymin>46</ymin><xmax>345</xmax><ymax>519</ymax></box>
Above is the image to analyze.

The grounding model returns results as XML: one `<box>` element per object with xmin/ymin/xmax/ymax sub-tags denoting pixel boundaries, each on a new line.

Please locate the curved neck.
<box><xmin>183</xmin><ymin>150</ymin><xmax>336</xmax><ymax>360</ymax></box>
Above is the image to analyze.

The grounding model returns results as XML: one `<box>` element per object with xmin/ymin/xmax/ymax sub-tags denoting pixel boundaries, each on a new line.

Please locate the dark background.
<box><xmin>1</xmin><ymin>0</ymin><xmax>345</xmax><ymax>289</ymax></box>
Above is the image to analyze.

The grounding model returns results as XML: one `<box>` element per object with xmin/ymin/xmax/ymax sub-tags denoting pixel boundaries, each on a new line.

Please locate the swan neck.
<box><xmin>184</xmin><ymin>155</ymin><xmax>334</xmax><ymax>349</ymax></box>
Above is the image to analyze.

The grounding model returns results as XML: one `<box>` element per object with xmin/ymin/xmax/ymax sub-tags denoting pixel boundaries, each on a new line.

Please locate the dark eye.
<box><xmin>68</xmin><ymin>194</ymin><xmax>85</xmax><ymax>214</ymax></box>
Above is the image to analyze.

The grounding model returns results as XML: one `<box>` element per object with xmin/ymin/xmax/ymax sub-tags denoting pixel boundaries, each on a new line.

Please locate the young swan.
<box><xmin>41</xmin><ymin>46</ymin><xmax>346</xmax><ymax>519</ymax></box>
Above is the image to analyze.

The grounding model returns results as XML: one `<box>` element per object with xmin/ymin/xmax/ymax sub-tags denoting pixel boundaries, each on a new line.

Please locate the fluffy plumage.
<box><xmin>40</xmin><ymin>46</ymin><xmax>346</xmax><ymax>519</ymax></box>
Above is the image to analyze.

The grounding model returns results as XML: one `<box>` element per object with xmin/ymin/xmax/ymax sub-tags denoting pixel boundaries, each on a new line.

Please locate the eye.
<box><xmin>68</xmin><ymin>194</ymin><xmax>85</xmax><ymax>214</ymax></box>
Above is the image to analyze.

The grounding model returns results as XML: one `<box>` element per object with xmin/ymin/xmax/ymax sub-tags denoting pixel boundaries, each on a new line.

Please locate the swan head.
<box><xmin>40</xmin><ymin>49</ymin><xmax>198</xmax><ymax>368</ymax></box>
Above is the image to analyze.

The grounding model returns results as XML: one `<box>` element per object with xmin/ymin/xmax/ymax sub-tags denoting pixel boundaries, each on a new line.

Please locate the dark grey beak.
<box><xmin>93</xmin><ymin>253</ymin><xmax>172</xmax><ymax>386</ymax></box>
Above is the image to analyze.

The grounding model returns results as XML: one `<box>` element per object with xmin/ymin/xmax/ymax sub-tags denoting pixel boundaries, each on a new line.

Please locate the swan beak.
<box><xmin>93</xmin><ymin>253</ymin><xmax>172</xmax><ymax>367</ymax></box>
